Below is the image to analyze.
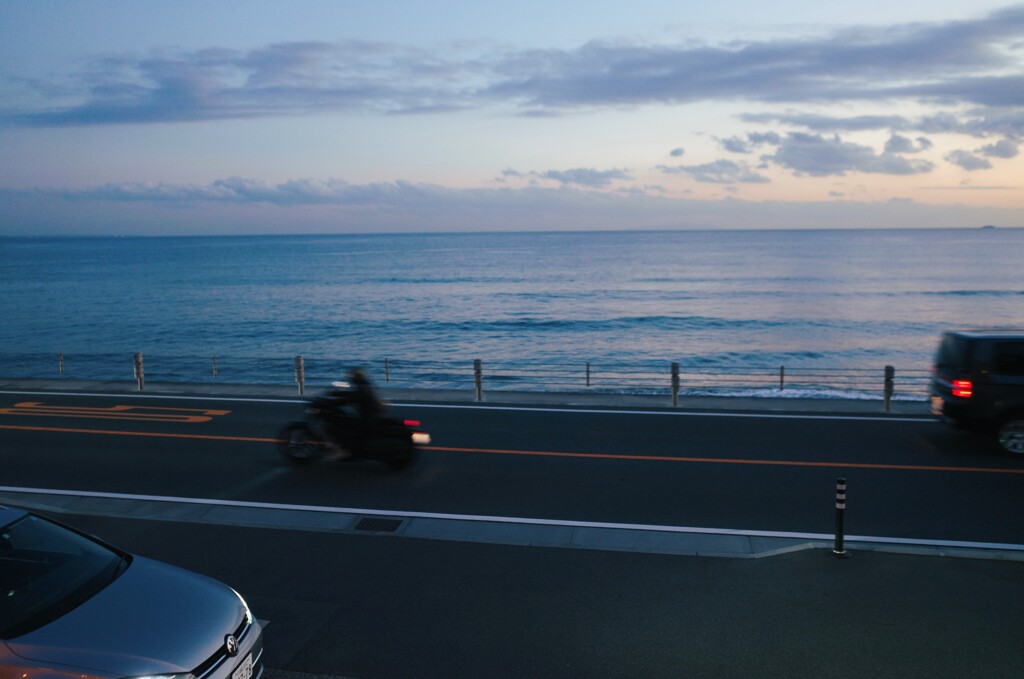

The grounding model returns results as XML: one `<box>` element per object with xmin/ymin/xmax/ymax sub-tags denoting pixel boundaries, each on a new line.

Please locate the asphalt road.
<box><xmin>2</xmin><ymin>385</ymin><xmax>1024</xmax><ymax>678</ymax></box>
<box><xmin>0</xmin><ymin>389</ymin><xmax>1021</xmax><ymax>544</ymax></box>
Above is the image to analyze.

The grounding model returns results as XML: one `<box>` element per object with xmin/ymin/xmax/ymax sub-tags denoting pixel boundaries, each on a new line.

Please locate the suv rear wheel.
<box><xmin>996</xmin><ymin>416</ymin><xmax>1024</xmax><ymax>455</ymax></box>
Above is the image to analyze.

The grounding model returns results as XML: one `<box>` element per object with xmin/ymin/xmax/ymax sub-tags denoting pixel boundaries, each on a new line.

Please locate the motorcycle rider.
<box><xmin>324</xmin><ymin>368</ymin><xmax>383</xmax><ymax>459</ymax></box>
<box><xmin>347</xmin><ymin>368</ymin><xmax>384</xmax><ymax>423</ymax></box>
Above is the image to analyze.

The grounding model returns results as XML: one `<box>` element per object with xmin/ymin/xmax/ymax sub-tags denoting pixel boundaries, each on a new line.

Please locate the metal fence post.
<box><xmin>133</xmin><ymin>352</ymin><xmax>144</xmax><ymax>391</ymax></box>
<box><xmin>671</xmin><ymin>362</ymin><xmax>680</xmax><ymax>406</ymax></box>
<box><xmin>59</xmin><ymin>352</ymin><xmax>64</xmax><ymax>375</ymax></box>
<box><xmin>884</xmin><ymin>365</ymin><xmax>895</xmax><ymax>412</ymax></box>
<box><xmin>213</xmin><ymin>355</ymin><xmax>218</xmax><ymax>380</ymax></box>
<box><xmin>833</xmin><ymin>478</ymin><xmax>850</xmax><ymax>558</ymax></box>
<box><xmin>474</xmin><ymin>359</ymin><xmax>483</xmax><ymax>401</ymax></box>
<box><xmin>586</xmin><ymin>362</ymin><xmax>591</xmax><ymax>387</ymax></box>
<box><xmin>295</xmin><ymin>355</ymin><xmax>305</xmax><ymax>396</ymax></box>
<box><xmin>779</xmin><ymin>365</ymin><xmax>785</xmax><ymax>391</ymax></box>
<box><xmin>385</xmin><ymin>358</ymin><xmax>390</xmax><ymax>383</ymax></box>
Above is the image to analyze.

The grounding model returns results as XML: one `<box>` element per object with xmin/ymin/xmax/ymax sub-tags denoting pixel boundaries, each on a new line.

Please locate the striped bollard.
<box><xmin>833</xmin><ymin>478</ymin><xmax>850</xmax><ymax>559</ymax></box>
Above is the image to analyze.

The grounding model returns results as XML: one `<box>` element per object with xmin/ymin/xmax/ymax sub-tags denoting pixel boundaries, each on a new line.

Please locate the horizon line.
<box><xmin>1</xmin><ymin>225</ymin><xmax>1021</xmax><ymax>240</ymax></box>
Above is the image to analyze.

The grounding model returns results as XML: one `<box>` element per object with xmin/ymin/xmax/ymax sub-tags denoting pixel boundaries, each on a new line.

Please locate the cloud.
<box><xmin>3</xmin><ymin>41</ymin><xmax>481</xmax><ymax>125</ymax></box>
<box><xmin>764</xmin><ymin>133</ymin><xmax>936</xmax><ymax>176</ymax></box>
<box><xmin>884</xmin><ymin>134</ymin><xmax>933</xmax><ymax>154</ymax></box>
<box><xmin>5</xmin><ymin>178</ymin><xmax>1023</xmax><ymax>236</ymax></box>
<box><xmin>538</xmin><ymin>167</ymin><xmax>632</xmax><ymax>188</ymax></box>
<box><xmin>742</xmin><ymin>109</ymin><xmax>1024</xmax><ymax>139</ymax></box>
<box><xmin>978</xmin><ymin>138</ymin><xmax>1020</xmax><ymax>158</ymax></box>
<box><xmin>29</xmin><ymin>177</ymin><xmax>469</xmax><ymax>208</ymax></box>
<box><xmin>945</xmin><ymin>150</ymin><xmax>993</xmax><ymax>170</ymax></box>
<box><xmin>720</xmin><ymin>137</ymin><xmax>751</xmax><ymax>154</ymax></box>
<box><xmin>719</xmin><ymin>131</ymin><xmax>782</xmax><ymax>154</ymax></box>
<box><xmin>497</xmin><ymin>167</ymin><xmax>632</xmax><ymax>188</ymax></box>
<box><xmin>20</xmin><ymin>174</ymin><xmax>648</xmax><ymax>209</ymax></box>
<box><xmin>484</xmin><ymin>6</ymin><xmax>1024</xmax><ymax>110</ymax></box>
<box><xmin>4</xmin><ymin>6</ymin><xmax>1024</xmax><ymax>126</ymax></box>
<box><xmin>669</xmin><ymin>147</ymin><xmax>685</xmax><ymax>157</ymax></box>
<box><xmin>658</xmin><ymin>159</ymin><xmax>771</xmax><ymax>184</ymax></box>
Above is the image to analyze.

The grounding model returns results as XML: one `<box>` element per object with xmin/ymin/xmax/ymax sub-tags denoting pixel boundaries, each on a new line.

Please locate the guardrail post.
<box><xmin>295</xmin><ymin>355</ymin><xmax>305</xmax><ymax>396</ymax></box>
<box><xmin>671</xmin><ymin>362</ymin><xmax>680</xmax><ymax>406</ymax></box>
<box><xmin>133</xmin><ymin>352</ymin><xmax>144</xmax><ymax>391</ymax></box>
<box><xmin>212</xmin><ymin>355</ymin><xmax>218</xmax><ymax>380</ymax></box>
<box><xmin>833</xmin><ymin>478</ymin><xmax>850</xmax><ymax>559</ymax></box>
<box><xmin>884</xmin><ymin>365</ymin><xmax>895</xmax><ymax>412</ymax></box>
<box><xmin>474</xmin><ymin>359</ymin><xmax>483</xmax><ymax>401</ymax></box>
<box><xmin>779</xmin><ymin>365</ymin><xmax>785</xmax><ymax>391</ymax></box>
<box><xmin>59</xmin><ymin>352</ymin><xmax>64</xmax><ymax>375</ymax></box>
<box><xmin>586</xmin><ymin>362</ymin><xmax>591</xmax><ymax>387</ymax></box>
<box><xmin>385</xmin><ymin>358</ymin><xmax>390</xmax><ymax>383</ymax></box>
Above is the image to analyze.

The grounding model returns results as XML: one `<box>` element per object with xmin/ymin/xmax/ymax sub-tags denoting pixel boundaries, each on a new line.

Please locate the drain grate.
<box><xmin>354</xmin><ymin>517</ymin><xmax>404</xmax><ymax>533</ymax></box>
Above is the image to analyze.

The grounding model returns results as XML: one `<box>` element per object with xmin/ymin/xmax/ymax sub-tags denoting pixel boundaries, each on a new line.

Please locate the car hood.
<box><xmin>7</xmin><ymin>556</ymin><xmax>245</xmax><ymax>677</ymax></box>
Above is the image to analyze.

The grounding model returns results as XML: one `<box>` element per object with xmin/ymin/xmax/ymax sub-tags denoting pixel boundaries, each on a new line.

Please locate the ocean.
<box><xmin>1</xmin><ymin>228</ymin><xmax>1022</xmax><ymax>398</ymax></box>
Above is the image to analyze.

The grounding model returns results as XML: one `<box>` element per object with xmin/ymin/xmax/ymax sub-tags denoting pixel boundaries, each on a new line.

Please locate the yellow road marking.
<box><xmin>0</xmin><ymin>401</ymin><xmax>231</xmax><ymax>423</ymax></box>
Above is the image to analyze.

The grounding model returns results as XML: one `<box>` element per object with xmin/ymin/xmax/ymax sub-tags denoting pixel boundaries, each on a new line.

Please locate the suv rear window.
<box><xmin>992</xmin><ymin>342</ymin><xmax>1024</xmax><ymax>376</ymax></box>
<box><xmin>935</xmin><ymin>334</ymin><xmax>970</xmax><ymax>371</ymax></box>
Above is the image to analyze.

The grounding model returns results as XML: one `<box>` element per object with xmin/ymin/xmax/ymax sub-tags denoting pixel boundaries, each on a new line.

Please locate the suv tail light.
<box><xmin>952</xmin><ymin>380</ymin><xmax>973</xmax><ymax>398</ymax></box>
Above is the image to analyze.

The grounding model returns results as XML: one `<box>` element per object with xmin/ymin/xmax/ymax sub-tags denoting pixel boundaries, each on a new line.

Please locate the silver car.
<box><xmin>1</xmin><ymin>505</ymin><xmax>264</xmax><ymax>679</ymax></box>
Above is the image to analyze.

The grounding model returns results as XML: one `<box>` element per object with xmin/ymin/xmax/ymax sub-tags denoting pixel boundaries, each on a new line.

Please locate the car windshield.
<box><xmin>0</xmin><ymin>514</ymin><xmax>127</xmax><ymax>639</ymax></box>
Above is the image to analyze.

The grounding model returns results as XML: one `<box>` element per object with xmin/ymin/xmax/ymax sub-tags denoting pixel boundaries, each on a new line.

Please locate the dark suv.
<box><xmin>931</xmin><ymin>329</ymin><xmax>1024</xmax><ymax>455</ymax></box>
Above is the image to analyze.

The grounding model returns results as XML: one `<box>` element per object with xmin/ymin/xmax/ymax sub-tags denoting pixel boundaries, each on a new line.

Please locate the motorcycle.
<box><xmin>277</xmin><ymin>383</ymin><xmax>430</xmax><ymax>470</ymax></box>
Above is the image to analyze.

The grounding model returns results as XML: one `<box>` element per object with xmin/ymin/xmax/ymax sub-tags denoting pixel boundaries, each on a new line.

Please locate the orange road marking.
<box><xmin>0</xmin><ymin>401</ymin><xmax>231</xmax><ymax>423</ymax></box>
<box><xmin>2</xmin><ymin>423</ymin><xmax>1022</xmax><ymax>475</ymax></box>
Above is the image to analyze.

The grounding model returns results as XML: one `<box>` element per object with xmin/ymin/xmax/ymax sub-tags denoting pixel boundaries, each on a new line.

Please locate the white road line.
<box><xmin>0</xmin><ymin>390</ymin><xmax>933</xmax><ymax>422</ymax></box>
<box><xmin>392</xmin><ymin>402</ymin><xmax>932</xmax><ymax>423</ymax></box>
<box><xmin>1</xmin><ymin>485</ymin><xmax>1019</xmax><ymax>553</ymax></box>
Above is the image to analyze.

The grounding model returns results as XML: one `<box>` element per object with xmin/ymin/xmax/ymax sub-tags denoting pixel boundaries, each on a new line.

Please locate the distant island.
<box><xmin>980</xmin><ymin>225</ymin><xmax>997</xmax><ymax>229</ymax></box>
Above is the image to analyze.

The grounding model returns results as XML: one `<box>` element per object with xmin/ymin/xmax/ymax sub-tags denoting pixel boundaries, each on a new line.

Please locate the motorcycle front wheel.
<box><xmin>278</xmin><ymin>423</ymin><xmax>318</xmax><ymax>463</ymax></box>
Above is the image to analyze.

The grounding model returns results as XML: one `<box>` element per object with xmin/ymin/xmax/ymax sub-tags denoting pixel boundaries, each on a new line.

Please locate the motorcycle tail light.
<box><xmin>404</xmin><ymin>420</ymin><xmax>421</xmax><ymax>427</ymax></box>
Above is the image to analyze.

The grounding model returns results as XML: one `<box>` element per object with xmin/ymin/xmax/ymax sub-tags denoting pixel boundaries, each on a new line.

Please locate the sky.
<box><xmin>1</xmin><ymin>0</ymin><xmax>1023</xmax><ymax>235</ymax></box>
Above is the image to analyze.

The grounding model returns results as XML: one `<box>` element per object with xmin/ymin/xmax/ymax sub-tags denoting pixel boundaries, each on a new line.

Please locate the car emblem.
<box><xmin>225</xmin><ymin>634</ymin><xmax>239</xmax><ymax>657</ymax></box>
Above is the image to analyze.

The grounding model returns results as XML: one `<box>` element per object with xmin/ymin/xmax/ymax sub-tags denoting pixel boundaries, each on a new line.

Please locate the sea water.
<box><xmin>1</xmin><ymin>228</ymin><xmax>1021</xmax><ymax>395</ymax></box>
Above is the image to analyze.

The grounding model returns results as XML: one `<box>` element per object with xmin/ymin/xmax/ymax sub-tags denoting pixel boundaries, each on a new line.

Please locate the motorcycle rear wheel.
<box><xmin>386</xmin><ymin>440</ymin><xmax>418</xmax><ymax>470</ymax></box>
<box><xmin>278</xmin><ymin>423</ymin><xmax>317</xmax><ymax>463</ymax></box>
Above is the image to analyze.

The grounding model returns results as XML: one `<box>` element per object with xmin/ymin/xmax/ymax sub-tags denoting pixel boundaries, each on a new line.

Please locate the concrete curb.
<box><xmin>3</xmin><ymin>487</ymin><xmax>1021</xmax><ymax>562</ymax></box>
